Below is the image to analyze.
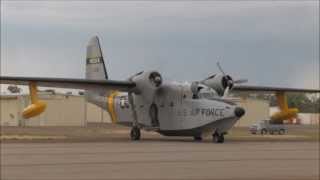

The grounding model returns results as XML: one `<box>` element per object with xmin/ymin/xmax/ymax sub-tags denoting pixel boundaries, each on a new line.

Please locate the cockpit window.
<box><xmin>198</xmin><ymin>87</ymin><xmax>218</xmax><ymax>99</ymax></box>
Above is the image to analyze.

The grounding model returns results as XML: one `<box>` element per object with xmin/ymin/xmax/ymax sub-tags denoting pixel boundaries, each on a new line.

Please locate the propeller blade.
<box><xmin>234</xmin><ymin>79</ymin><xmax>248</xmax><ymax>84</ymax></box>
<box><xmin>216</xmin><ymin>62</ymin><xmax>226</xmax><ymax>76</ymax></box>
<box><xmin>223</xmin><ymin>86</ymin><xmax>230</xmax><ymax>98</ymax></box>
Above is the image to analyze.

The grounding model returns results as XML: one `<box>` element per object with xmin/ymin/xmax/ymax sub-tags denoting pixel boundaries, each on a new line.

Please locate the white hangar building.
<box><xmin>0</xmin><ymin>92</ymin><xmax>111</xmax><ymax>127</ymax></box>
<box><xmin>1</xmin><ymin>92</ymin><xmax>269</xmax><ymax>127</ymax></box>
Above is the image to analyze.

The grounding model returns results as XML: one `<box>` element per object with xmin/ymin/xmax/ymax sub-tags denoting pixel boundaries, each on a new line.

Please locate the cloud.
<box><xmin>291</xmin><ymin>62</ymin><xmax>320</xmax><ymax>89</ymax></box>
<box><xmin>1</xmin><ymin>1</ymin><xmax>319</xmax><ymax>90</ymax></box>
<box><xmin>2</xmin><ymin>1</ymin><xmax>317</xmax><ymax>31</ymax></box>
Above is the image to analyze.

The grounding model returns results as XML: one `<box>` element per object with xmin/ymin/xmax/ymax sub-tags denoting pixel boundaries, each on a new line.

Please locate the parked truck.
<box><xmin>249</xmin><ymin>120</ymin><xmax>287</xmax><ymax>135</ymax></box>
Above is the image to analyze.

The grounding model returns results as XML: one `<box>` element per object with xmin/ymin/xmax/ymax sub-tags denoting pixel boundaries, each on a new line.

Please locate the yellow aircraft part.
<box><xmin>270</xmin><ymin>108</ymin><xmax>298</xmax><ymax>121</ymax></box>
<box><xmin>270</xmin><ymin>91</ymin><xmax>298</xmax><ymax>122</ymax></box>
<box><xmin>22</xmin><ymin>101</ymin><xmax>47</xmax><ymax>119</ymax></box>
<box><xmin>275</xmin><ymin>91</ymin><xmax>288</xmax><ymax>111</ymax></box>
<box><xmin>107</xmin><ymin>91</ymin><xmax>119</xmax><ymax>123</ymax></box>
<box><xmin>22</xmin><ymin>82</ymin><xmax>47</xmax><ymax>119</ymax></box>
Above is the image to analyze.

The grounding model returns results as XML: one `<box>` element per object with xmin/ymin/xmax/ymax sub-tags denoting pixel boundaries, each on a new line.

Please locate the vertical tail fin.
<box><xmin>86</xmin><ymin>36</ymin><xmax>108</xmax><ymax>80</ymax></box>
<box><xmin>85</xmin><ymin>36</ymin><xmax>109</xmax><ymax>108</ymax></box>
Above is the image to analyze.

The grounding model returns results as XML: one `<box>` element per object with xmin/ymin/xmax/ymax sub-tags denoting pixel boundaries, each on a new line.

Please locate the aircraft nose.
<box><xmin>234</xmin><ymin>107</ymin><xmax>245</xmax><ymax>118</ymax></box>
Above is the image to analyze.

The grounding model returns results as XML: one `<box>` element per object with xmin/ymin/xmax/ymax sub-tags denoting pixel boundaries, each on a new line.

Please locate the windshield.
<box><xmin>198</xmin><ymin>87</ymin><xmax>218</xmax><ymax>99</ymax></box>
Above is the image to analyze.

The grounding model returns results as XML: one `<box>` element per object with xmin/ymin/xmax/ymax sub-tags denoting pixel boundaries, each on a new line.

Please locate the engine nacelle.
<box><xmin>22</xmin><ymin>101</ymin><xmax>47</xmax><ymax>119</ymax></box>
<box><xmin>130</xmin><ymin>71</ymin><xmax>163</xmax><ymax>102</ymax></box>
<box><xmin>201</xmin><ymin>74</ymin><xmax>233</xmax><ymax>96</ymax></box>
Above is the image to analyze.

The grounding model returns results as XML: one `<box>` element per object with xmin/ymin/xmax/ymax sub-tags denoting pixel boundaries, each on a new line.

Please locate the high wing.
<box><xmin>233</xmin><ymin>85</ymin><xmax>320</xmax><ymax>93</ymax></box>
<box><xmin>0</xmin><ymin>76</ymin><xmax>136</xmax><ymax>92</ymax></box>
<box><xmin>233</xmin><ymin>84</ymin><xmax>319</xmax><ymax>123</ymax></box>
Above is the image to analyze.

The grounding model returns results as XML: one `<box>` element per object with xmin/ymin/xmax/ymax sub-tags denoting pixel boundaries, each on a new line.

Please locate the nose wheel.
<box><xmin>212</xmin><ymin>132</ymin><xmax>224</xmax><ymax>143</ymax></box>
<box><xmin>193</xmin><ymin>135</ymin><xmax>203</xmax><ymax>141</ymax></box>
<box><xmin>130</xmin><ymin>127</ymin><xmax>141</xmax><ymax>141</ymax></box>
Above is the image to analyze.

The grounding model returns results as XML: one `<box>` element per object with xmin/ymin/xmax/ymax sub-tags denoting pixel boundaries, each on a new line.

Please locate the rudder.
<box><xmin>86</xmin><ymin>36</ymin><xmax>108</xmax><ymax>80</ymax></box>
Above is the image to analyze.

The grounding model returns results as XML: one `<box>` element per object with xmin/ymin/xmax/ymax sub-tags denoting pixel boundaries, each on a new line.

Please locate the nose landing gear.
<box><xmin>193</xmin><ymin>135</ymin><xmax>203</xmax><ymax>141</ymax></box>
<box><xmin>212</xmin><ymin>132</ymin><xmax>225</xmax><ymax>143</ymax></box>
<box><xmin>130</xmin><ymin>126</ymin><xmax>141</xmax><ymax>141</ymax></box>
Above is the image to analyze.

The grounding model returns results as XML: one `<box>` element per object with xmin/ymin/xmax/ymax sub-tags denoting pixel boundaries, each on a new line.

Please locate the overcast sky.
<box><xmin>1</xmin><ymin>1</ymin><xmax>319</xmax><ymax>91</ymax></box>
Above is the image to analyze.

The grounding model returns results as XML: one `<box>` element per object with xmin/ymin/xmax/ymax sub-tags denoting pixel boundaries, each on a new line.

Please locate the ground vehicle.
<box><xmin>249</xmin><ymin>120</ymin><xmax>287</xmax><ymax>135</ymax></box>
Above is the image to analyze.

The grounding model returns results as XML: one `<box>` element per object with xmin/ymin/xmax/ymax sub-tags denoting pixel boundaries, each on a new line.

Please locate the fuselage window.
<box><xmin>120</xmin><ymin>96</ymin><xmax>130</xmax><ymax>109</ymax></box>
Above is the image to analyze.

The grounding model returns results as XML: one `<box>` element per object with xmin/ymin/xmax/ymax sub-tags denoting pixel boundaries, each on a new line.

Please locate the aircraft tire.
<box><xmin>130</xmin><ymin>127</ymin><xmax>141</xmax><ymax>141</ymax></box>
<box><xmin>193</xmin><ymin>136</ymin><xmax>202</xmax><ymax>141</ymax></box>
<box><xmin>261</xmin><ymin>129</ymin><xmax>267</xmax><ymax>135</ymax></box>
<box><xmin>218</xmin><ymin>134</ymin><xmax>224</xmax><ymax>143</ymax></box>
<box><xmin>279</xmin><ymin>129</ymin><xmax>285</xmax><ymax>135</ymax></box>
<box><xmin>213</xmin><ymin>133</ymin><xmax>224</xmax><ymax>143</ymax></box>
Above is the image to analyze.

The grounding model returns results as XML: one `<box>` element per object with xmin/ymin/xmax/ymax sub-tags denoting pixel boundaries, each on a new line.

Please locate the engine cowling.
<box><xmin>130</xmin><ymin>71</ymin><xmax>163</xmax><ymax>102</ymax></box>
<box><xmin>201</xmin><ymin>74</ymin><xmax>233</xmax><ymax>96</ymax></box>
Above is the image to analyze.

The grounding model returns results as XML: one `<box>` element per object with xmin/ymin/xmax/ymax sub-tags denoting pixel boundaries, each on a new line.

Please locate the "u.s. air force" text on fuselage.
<box><xmin>177</xmin><ymin>108</ymin><xmax>225</xmax><ymax>117</ymax></box>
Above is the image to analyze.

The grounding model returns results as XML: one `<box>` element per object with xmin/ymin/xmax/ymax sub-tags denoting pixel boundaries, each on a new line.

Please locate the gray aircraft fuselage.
<box><xmin>89</xmin><ymin>81</ymin><xmax>244</xmax><ymax>137</ymax></box>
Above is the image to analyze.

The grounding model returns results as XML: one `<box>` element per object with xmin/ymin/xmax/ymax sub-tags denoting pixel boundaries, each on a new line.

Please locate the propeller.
<box><xmin>149</xmin><ymin>72</ymin><xmax>162</xmax><ymax>87</ymax></box>
<box><xmin>216</xmin><ymin>62</ymin><xmax>248</xmax><ymax>98</ymax></box>
<box><xmin>217</xmin><ymin>62</ymin><xmax>226</xmax><ymax>76</ymax></box>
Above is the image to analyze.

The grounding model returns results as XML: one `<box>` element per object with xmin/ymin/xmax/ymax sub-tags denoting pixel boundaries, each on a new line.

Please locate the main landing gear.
<box><xmin>193</xmin><ymin>135</ymin><xmax>203</xmax><ymax>141</ymax></box>
<box><xmin>193</xmin><ymin>132</ymin><xmax>225</xmax><ymax>143</ymax></box>
<box><xmin>212</xmin><ymin>132</ymin><xmax>225</xmax><ymax>143</ymax></box>
<box><xmin>130</xmin><ymin>126</ymin><xmax>141</xmax><ymax>141</ymax></box>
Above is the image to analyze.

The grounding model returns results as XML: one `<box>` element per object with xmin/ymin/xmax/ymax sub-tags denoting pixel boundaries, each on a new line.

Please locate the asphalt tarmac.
<box><xmin>1</xmin><ymin>140</ymin><xmax>319</xmax><ymax>180</ymax></box>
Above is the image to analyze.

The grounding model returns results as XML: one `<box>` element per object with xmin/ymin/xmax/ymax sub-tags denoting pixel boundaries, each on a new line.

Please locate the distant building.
<box><xmin>0</xmin><ymin>93</ymin><xmax>111</xmax><ymax>127</ymax></box>
<box><xmin>235</xmin><ymin>98</ymin><xmax>270</xmax><ymax>127</ymax></box>
<box><xmin>298</xmin><ymin>113</ymin><xmax>320</xmax><ymax>125</ymax></box>
<box><xmin>0</xmin><ymin>95</ymin><xmax>20</xmax><ymax>126</ymax></box>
